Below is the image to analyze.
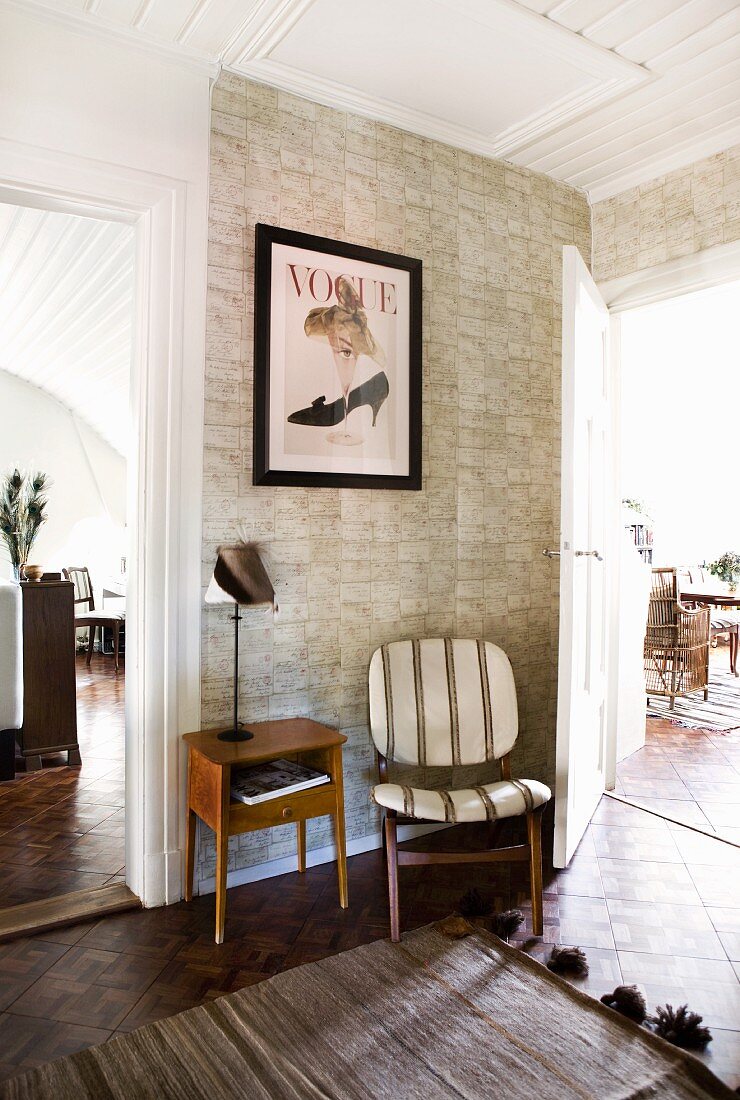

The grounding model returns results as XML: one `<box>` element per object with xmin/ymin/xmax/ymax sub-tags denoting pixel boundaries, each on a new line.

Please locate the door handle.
<box><xmin>575</xmin><ymin>550</ymin><xmax>603</xmax><ymax>561</ymax></box>
<box><xmin>542</xmin><ymin>549</ymin><xmax>561</xmax><ymax>558</ymax></box>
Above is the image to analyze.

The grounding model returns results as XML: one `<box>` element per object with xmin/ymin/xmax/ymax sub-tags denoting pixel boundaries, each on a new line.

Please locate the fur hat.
<box><xmin>304</xmin><ymin>275</ymin><xmax>386</xmax><ymax>366</ymax></box>
<box><xmin>205</xmin><ymin>541</ymin><xmax>275</xmax><ymax>607</ymax></box>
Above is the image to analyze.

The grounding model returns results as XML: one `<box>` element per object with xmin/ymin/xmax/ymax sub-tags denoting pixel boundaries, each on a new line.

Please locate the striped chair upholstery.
<box><xmin>370</xmin><ymin>638</ymin><xmax>550</xmax><ymax>941</ymax></box>
<box><xmin>369</xmin><ymin>638</ymin><xmax>551</xmax><ymax>823</ymax></box>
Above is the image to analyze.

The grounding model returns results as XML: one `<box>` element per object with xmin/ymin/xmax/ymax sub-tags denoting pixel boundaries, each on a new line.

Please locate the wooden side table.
<box><xmin>183</xmin><ymin>718</ymin><xmax>348</xmax><ymax>943</ymax></box>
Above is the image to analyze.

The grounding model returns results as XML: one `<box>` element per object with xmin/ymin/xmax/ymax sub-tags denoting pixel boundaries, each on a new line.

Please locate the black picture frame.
<box><xmin>253</xmin><ymin>223</ymin><xmax>422</xmax><ymax>490</ymax></box>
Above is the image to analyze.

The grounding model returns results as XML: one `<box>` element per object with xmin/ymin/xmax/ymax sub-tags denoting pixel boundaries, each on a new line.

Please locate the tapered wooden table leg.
<box><xmin>214</xmin><ymin>822</ymin><xmax>229</xmax><ymax>945</ymax></box>
<box><xmin>297</xmin><ymin>819</ymin><xmax>306</xmax><ymax>872</ymax></box>
<box><xmin>185</xmin><ymin>808</ymin><xmax>196</xmax><ymax>902</ymax></box>
<box><xmin>527</xmin><ymin>808</ymin><xmax>544</xmax><ymax>937</ymax></box>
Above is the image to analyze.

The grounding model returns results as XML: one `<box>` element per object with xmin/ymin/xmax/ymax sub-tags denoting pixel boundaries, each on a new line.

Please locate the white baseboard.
<box><xmin>195</xmin><ymin>822</ymin><xmax>449</xmax><ymax>897</ymax></box>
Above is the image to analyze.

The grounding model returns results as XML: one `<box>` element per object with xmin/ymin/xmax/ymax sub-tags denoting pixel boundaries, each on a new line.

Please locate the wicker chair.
<box><xmin>645</xmin><ymin>567</ymin><xmax>710</xmax><ymax>710</ymax></box>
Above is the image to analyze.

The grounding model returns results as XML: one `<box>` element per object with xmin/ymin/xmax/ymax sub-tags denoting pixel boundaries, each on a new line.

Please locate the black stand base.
<box><xmin>0</xmin><ymin>729</ymin><xmax>16</xmax><ymax>782</ymax></box>
<box><xmin>217</xmin><ymin>726</ymin><xmax>255</xmax><ymax>743</ymax></box>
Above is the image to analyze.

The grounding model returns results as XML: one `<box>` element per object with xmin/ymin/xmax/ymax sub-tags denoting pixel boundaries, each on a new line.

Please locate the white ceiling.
<box><xmin>10</xmin><ymin>0</ymin><xmax>740</xmax><ymax>198</ymax></box>
<box><xmin>0</xmin><ymin>203</ymin><xmax>135</xmax><ymax>456</ymax></box>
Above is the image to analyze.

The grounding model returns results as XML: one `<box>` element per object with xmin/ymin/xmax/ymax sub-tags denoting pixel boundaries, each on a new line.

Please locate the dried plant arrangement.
<box><xmin>0</xmin><ymin>469</ymin><xmax>49</xmax><ymax>580</ymax></box>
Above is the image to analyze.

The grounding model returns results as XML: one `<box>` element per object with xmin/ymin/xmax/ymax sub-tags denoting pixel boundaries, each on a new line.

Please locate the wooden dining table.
<box><xmin>680</xmin><ymin>581</ymin><xmax>740</xmax><ymax>676</ymax></box>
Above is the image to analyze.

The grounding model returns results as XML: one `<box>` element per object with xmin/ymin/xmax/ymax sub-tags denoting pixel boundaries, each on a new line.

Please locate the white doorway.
<box><xmin>0</xmin><ymin>139</ymin><xmax>205</xmax><ymax>912</ymax></box>
<box><xmin>0</xmin><ymin>200</ymin><xmax>133</xmax><ymax>911</ymax></box>
<box><xmin>553</xmin><ymin>241</ymin><xmax>740</xmax><ymax>866</ymax></box>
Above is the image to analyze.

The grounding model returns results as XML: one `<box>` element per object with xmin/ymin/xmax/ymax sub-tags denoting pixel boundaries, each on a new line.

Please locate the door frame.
<box><xmin>0</xmin><ymin>137</ymin><xmax>206</xmax><ymax>908</ymax></box>
<box><xmin>599</xmin><ymin>237</ymin><xmax>740</xmax><ymax>789</ymax></box>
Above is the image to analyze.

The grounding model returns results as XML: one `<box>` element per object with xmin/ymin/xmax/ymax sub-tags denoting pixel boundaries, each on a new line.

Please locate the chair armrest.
<box><xmin>677</xmin><ymin>599</ymin><xmax>708</xmax><ymax>616</ymax></box>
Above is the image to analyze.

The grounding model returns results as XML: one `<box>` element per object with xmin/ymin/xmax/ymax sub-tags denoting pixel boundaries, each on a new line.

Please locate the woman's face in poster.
<box><xmin>326</xmin><ymin>328</ymin><xmax>358</xmax><ymax>394</ymax></box>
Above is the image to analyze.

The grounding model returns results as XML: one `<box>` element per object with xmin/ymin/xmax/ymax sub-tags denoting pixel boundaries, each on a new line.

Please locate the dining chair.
<box><xmin>677</xmin><ymin>567</ymin><xmax>739</xmax><ymax>677</ymax></box>
<box><xmin>63</xmin><ymin>566</ymin><xmax>125</xmax><ymax>674</ymax></box>
<box><xmin>368</xmin><ymin>638</ymin><xmax>551</xmax><ymax>942</ymax></box>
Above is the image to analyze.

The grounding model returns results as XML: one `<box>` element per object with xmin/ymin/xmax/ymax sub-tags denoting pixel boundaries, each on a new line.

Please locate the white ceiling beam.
<box><xmin>544</xmin><ymin>72</ymin><xmax>740</xmax><ymax>177</ymax></box>
<box><xmin>0</xmin><ymin>0</ymin><xmax>220</xmax><ymax>77</ymax></box>
<box><xmin>582</xmin><ymin>115</ymin><xmax>740</xmax><ymax>200</ymax></box>
<box><xmin>521</xmin><ymin>45</ymin><xmax>740</xmax><ymax>173</ymax></box>
<box><xmin>221</xmin><ymin>0</ymin><xmax>318</xmax><ymax>67</ymax></box>
<box><xmin>176</xmin><ymin>0</ymin><xmax>214</xmax><ymax>45</ymax></box>
<box><xmin>510</xmin><ymin>28</ymin><xmax>739</xmax><ymax>167</ymax></box>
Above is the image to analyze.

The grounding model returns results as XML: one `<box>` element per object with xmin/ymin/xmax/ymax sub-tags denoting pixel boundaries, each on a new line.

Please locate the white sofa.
<box><xmin>0</xmin><ymin>579</ymin><xmax>23</xmax><ymax>779</ymax></box>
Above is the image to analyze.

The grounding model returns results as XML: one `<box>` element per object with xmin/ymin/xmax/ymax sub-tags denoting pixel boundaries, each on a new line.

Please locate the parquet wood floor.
<box><xmin>0</xmin><ymin>661</ymin><xmax>737</xmax><ymax>1090</ymax></box>
<box><xmin>0</xmin><ymin>655</ymin><xmax>125</xmax><ymax>907</ymax></box>
<box><xmin>0</xmin><ymin>795</ymin><xmax>735</xmax><ymax>1089</ymax></box>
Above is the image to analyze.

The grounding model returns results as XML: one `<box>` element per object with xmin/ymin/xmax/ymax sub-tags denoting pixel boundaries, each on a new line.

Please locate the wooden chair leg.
<box><xmin>86</xmin><ymin>624</ymin><xmax>96</xmax><ymax>666</ymax></box>
<box><xmin>527</xmin><ymin>808</ymin><xmax>544</xmax><ymax>938</ymax></box>
<box><xmin>113</xmin><ymin>623</ymin><xmax>120</xmax><ymax>675</ymax></box>
<box><xmin>385</xmin><ymin>814</ymin><xmax>400</xmax><ymax>942</ymax></box>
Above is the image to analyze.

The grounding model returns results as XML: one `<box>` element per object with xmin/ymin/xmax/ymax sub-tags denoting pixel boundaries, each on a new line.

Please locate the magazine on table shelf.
<box><xmin>230</xmin><ymin>758</ymin><xmax>330</xmax><ymax>805</ymax></box>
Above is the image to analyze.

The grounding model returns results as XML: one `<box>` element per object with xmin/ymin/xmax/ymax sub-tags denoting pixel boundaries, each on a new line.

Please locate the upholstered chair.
<box><xmin>369</xmin><ymin>638</ymin><xmax>551</xmax><ymax>941</ymax></box>
<box><xmin>0</xmin><ymin>579</ymin><xmax>23</xmax><ymax>781</ymax></box>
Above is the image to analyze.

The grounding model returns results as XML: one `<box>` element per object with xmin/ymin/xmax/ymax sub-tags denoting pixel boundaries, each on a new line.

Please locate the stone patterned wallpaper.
<box><xmin>195</xmin><ymin>72</ymin><xmax>591</xmax><ymax>890</ymax></box>
<box><xmin>592</xmin><ymin>144</ymin><xmax>740</xmax><ymax>282</ymax></box>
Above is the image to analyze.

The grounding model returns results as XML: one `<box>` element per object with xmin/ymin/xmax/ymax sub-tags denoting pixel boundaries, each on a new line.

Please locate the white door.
<box><xmin>553</xmin><ymin>246</ymin><xmax>612</xmax><ymax>868</ymax></box>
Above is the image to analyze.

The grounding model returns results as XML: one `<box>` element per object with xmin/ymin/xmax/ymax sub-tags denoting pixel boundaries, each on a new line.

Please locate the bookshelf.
<box><xmin>623</xmin><ymin>506</ymin><xmax>653</xmax><ymax>563</ymax></box>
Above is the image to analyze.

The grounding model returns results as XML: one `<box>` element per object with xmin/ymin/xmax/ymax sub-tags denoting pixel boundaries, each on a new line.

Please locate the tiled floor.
<box><xmin>0</xmin><ymin>654</ymin><xmax>125</xmax><ymax>906</ymax></box>
<box><xmin>0</xmin><ymin>796</ymin><xmax>737</xmax><ymax>1089</ymax></box>
<box><xmin>614</xmin><ymin>716</ymin><xmax>740</xmax><ymax>844</ymax></box>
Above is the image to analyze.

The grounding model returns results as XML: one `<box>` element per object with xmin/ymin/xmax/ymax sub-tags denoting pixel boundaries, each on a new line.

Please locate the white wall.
<box><xmin>0</xmin><ymin>371</ymin><xmax>126</xmax><ymax>589</ymax></box>
<box><xmin>620</xmin><ymin>280</ymin><xmax>740</xmax><ymax>568</ymax></box>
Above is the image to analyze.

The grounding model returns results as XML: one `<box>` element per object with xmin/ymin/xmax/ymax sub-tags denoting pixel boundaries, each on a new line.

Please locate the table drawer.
<box><xmin>228</xmin><ymin>784</ymin><xmax>336</xmax><ymax>834</ymax></box>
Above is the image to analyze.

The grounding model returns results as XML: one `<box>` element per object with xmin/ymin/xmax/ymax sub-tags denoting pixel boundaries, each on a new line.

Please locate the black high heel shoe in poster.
<box><xmin>288</xmin><ymin>370</ymin><xmax>390</xmax><ymax>429</ymax></box>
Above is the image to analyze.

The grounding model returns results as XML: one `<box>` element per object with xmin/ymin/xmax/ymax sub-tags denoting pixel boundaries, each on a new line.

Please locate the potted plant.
<box><xmin>0</xmin><ymin>469</ymin><xmax>49</xmax><ymax>582</ymax></box>
<box><xmin>707</xmin><ymin>551</ymin><xmax>740</xmax><ymax>594</ymax></box>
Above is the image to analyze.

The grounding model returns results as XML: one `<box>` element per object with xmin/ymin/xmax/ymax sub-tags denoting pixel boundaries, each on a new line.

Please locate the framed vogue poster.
<box><xmin>253</xmin><ymin>224</ymin><xmax>422</xmax><ymax>490</ymax></box>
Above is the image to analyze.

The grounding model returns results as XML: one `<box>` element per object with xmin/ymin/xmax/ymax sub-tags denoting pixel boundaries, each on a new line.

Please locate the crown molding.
<box><xmin>229</xmin><ymin>57</ymin><xmax>497</xmax><ymax>155</ymax></box>
<box><xmin>1</xmin><ymin>0</ymin><xmax>221</xmax><ymax>80</ymax></box>
<box><xmin>586</xmin><ymin>118</ymin><xmax>740</xmax><ymax>203</ymax></box>
<box><xmin>232</xmin><ymin>51</ymin><xmax>650</xmax><ymax>165</ymax></box>
<box><xmin>225</xmin><ymin>0</ymin><xmax>650</xmax><ymax>158</ymax></box>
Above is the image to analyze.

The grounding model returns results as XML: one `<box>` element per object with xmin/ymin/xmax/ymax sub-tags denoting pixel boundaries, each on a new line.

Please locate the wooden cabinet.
<box><xmin>19</xmin><ymin>578</ymin><xmax>79</xmax><ymax>770</ymax></box>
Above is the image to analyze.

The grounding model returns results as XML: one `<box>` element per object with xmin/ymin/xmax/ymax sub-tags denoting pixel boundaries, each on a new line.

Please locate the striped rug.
<box><xmin>0</xmin><ymin>922</ymin><xmax>732</xmax><ymax>1099</ymax></box>
<box><xmin>647</xmin><ymin>667</ymin><xmax>740</xmax><ymax>731</ymax></box>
